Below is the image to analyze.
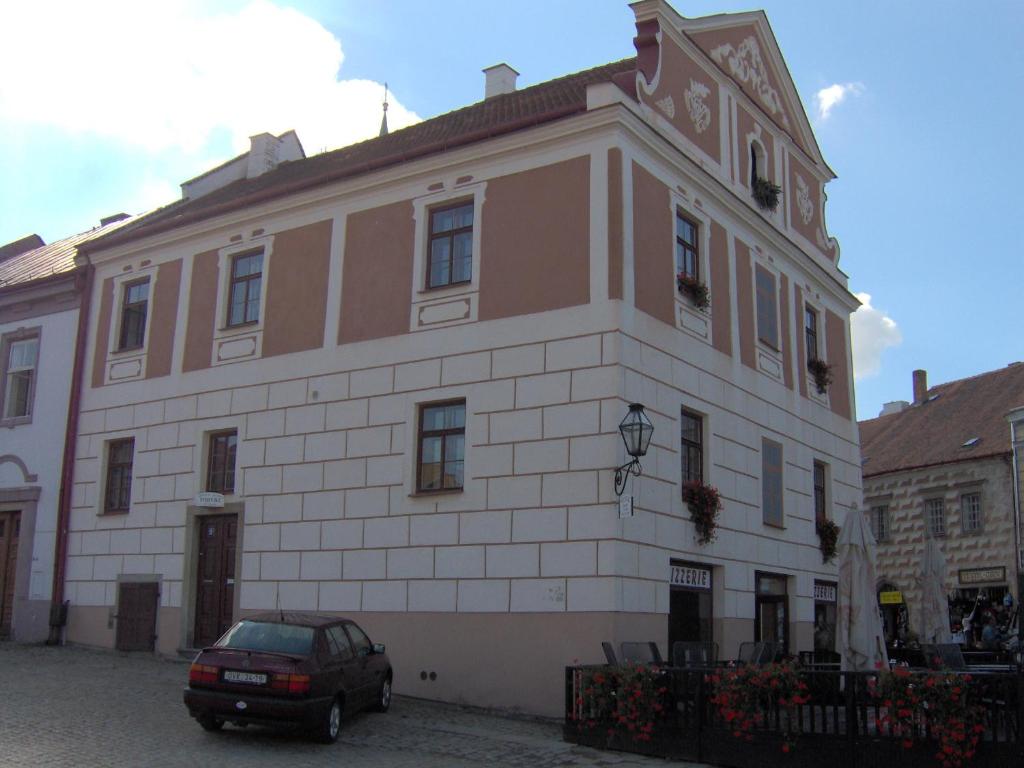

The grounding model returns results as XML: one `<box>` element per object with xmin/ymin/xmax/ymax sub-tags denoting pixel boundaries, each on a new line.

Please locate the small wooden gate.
<box><xmin>115</xmin><ymin>581</ymin><xmax>159</xmax><ymax>651</ymax></box>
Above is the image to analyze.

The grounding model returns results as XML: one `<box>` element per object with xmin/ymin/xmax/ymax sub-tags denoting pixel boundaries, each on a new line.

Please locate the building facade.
<box><xmin>860</xmin><ymin>366</ymin><xmax>1024</xmax><ymax>646</ymax></box>
<box><xmin>62</xmin><ymin>1</ymin><xmax>859</xmax><ymax>715</ymax></box>
<box><xmin>0</xmin><ymin>218</ymin><xmax>130</xmax><ymax>641</ymax></box>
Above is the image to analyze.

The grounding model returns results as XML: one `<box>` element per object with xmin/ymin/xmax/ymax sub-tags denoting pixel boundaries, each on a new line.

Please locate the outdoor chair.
<box><xmin>601</xmin><ymin>641</ymin><xmax>619</xmax><ymax>665</ymax></box>
<box><xmin>620</xmin><ymin>641</ymin><xmax>663</xmax><ymax>665</ymax></box>
<box><xmin>922</xmin><ymin>643</ymin><xmax>967</xmax><ymax>670</ymax></box>
<box><xmin>671</xmin><ymin>641</ymin><xmax>718</xmax><ymax>667</ymax></box>
<box><xmin>737</xmin><ymin>641</ymin><xmax>776</xmax><ymax>665</ymax></box>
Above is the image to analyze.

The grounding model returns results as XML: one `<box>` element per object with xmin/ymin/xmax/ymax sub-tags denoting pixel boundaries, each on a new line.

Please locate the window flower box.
<box><xmin>751</xmin><ymin>176</ymin><xmax>781</xmax><ymax>212</ymax></box>
<box><xmin>816</xmin><ymin>519</ymin><xmax>839</xmax><ymax>563</ymax></box>
<box><xmin>807</xmin><ymin>358</ymin><xmax>834</xmax><ymax>395</ymax></box>
<box><xmin>676</xmin><ymin>272</ymin><xmax>710</xmax><ymax>311</ymax></box>
<box><xmin>684</xmin><ymin>480</ymin><xmax>722</xmax><ymax>545</ymax></box>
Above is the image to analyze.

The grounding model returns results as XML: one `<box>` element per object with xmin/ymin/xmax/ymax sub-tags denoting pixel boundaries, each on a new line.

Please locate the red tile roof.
<box><xmin>82</xmin><ymin>58</ymin><xmax>638</xmax><ymax>254</ymax></box>
<box><xmin>859</xmin><ymin>363</ymin><xmax>1024</xmax><ymax>477</ymax></box>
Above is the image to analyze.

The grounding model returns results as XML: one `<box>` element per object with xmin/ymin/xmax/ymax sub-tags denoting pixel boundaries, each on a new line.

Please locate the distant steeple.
<box><xmin>379</xmin><ymin>82</ymin><xmax>389</xmax><ymax>137</ymax></box>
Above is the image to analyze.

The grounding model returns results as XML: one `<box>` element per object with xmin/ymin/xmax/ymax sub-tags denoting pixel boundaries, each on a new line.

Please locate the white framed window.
<box><xmin>117</xmin><ymin>279</ymin><xmax>150</xmax><ymax>351</ymax></box>
<box><xmin>102</xmin><ymin>437</ymin><xmax>135</xmax><ymax>514</ymax></box>
<box><xmin>755</xmin><ymin>263</ymin><xmax>779</xmax><ymax>350</ymax></box>
<box><xmin>668</xmin><ymin>191</ymin><xmax>713</xmax><ymax>342</ymax></box>
<box><xmin>409</xmin><ymin>182</ymin><xmax>486</xmax><ymax>331</ymax></box>
<box><xmin>960</xmin><ymin>493</ymin><xmax>982</xmax><ymax>533</ymax></box>
<box><xmin>210</xmin><ymin>235</ymin><xmax>274</xmax><ymax>365</ymax></box>
<box><xmin>925</xmin><ymin>498</ymin><xmax>945</xmax><ymax>537</ymax></box>
<box><xmin>0</xmin><ymin>329</ymin><xmax>40</xmax><ymax>424</ymax></box>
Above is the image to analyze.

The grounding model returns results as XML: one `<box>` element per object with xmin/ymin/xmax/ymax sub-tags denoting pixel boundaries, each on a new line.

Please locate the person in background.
<box><xmin>982</xmin><ymin>614</ymin><xmax>1002</xmax><ymax>650</ymax></box>
<box><xmin>950</xmin><ymin>622</ymin><xmax>966</xmax><ymax>645</ymax></box>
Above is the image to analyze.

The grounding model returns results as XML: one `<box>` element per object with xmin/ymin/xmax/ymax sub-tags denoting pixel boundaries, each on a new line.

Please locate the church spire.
<box><xmin>379</xmin><ymin>82</ymin><xmax>389</xmax><ymax>137</ymax></box>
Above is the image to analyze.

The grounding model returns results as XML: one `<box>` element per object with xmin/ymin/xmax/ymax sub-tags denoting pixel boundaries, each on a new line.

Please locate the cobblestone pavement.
<box><xmin>0</xmin><ymin>643</ymin><xmax>707</xmax><ymax>767</ymax></box>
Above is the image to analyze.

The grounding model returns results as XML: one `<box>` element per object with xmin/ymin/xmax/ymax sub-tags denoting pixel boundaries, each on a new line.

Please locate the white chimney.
<box><xmin>483</xmin><ymin>63</ymin><xmax>519</xmax><ymax>99</ymax></box>
<box><xmin>247</xmin><ymin>132</ymin><xmax>282</xmax><ymax>179</ymax></box>
<box><xmin>879</xmin><ymin>400</ymin><xmax>910</xmax><ymax>417</ymax></box>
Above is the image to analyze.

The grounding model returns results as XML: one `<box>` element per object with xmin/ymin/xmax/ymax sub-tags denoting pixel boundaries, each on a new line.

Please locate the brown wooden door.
<box><xmin>0</xmin><ymin>512</ymin><xmax>20</xmax><ymax>639</ymax></box>
<box><xmin>115</xmin><ymin>581</ymin><xmax>159</xmax><ymax>651</ymax></box>
<box><xmin>193</xmin><ymin>514</ymin><xmax>237</xmax><ymax>648</ymax></box>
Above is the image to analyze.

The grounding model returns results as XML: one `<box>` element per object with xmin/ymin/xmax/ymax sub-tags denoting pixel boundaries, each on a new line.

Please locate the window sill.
<box><xmin>219</xmin><ymin>320</ymin><xmax>261</xmax><ymax>334</ymax></box>
<box><xmin>409</xmin><ymin>488</ymin><xmax>464</xmax><ymax>498</ymax></box>
<box><xmin>762</xmin><ymin>520</ymin><xmax>785</xmax><ymax>530</ymax></box>
<box><xmin>99</xmin><ymin>509</ymin><xmax>130</xmax><ymax>517</ymax></box>
<box><xmin>1</xmin><ymin>416</ymin><xmax>32</xmax><ymax>428</ymax></box>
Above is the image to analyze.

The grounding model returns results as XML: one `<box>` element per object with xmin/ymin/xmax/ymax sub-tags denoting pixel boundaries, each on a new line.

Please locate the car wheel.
<box><xmin>198</xmin><ymin>714</ymin><xmax>223</xmax><ymax>732</ymax></box>
<box><xmin>373</xmin><ymin>676</ymin><xmax>392</xmax><ymax>713</ymax></box>
<box><xmin>316</xmin><ymin>697</ymin><xmax>343</xmax><ymax>744</ymax></box>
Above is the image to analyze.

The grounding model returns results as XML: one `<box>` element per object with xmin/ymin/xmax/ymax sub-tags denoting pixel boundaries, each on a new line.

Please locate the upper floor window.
<box><xmin>1</xmin><ymin>333</ymin><xmax>39</xmax><ymax>422</ymax></box>
<box><xmin>427</xmin><ymin>202</ymin><xmax>473</xmax><ymax>289</ymax></box>
<box><xmin>755</xmin><ymin>265</ymin><xmax>779</xmax><ymax>350</ymax></box>
<box><xmin>870</xmin><ymin>504</ymin><xmax>890</xmax><ymax>542</ymax></box>
<box><xmin>680</xmin><ymin>409</ymin><xmax>704</xmax><ymax>486</ymax></box>
<box><xmin>228</xmin><ymin>251</ymin><xmax>263</xmax><ymax>327</ymax></box>
<box><xmin>206</xmin><ymin>430</ymin><xmax>238</xmax><ymax>495</ymax></box>
<box><xmin>961</xmin><ymin>493</ymin><xmax>982</xmax><ymax>533</ymax></box>
<box><xmin>925</xmin><ymin>498</ymin><xmax>945</xmax><ymax>537</ymax></box>
<box><xmin>675</xmin><ymin>213</ymin><xmax>699</xmax><ymax>281</ymax></box>
<box><xmin>805</xmin><ymin>307</ymin><xmax>819</xmax><ymax>362</ymax></box>
<box><xmin>417</xmin><ymin>400</ymin><xmax>466</xmax><ymax>492</ymax></box>
<box><xmin>762</xmin><ymin>438</ymin><xmax>783</xmax><ymax>527</ymax></box>
<box><xmin>105</xmin><ymin>438</ymin><xmax>134</xmax><ymax>514</ymax></box>
<box><xmin>813</xmin><ymin>461</ymin><xmax>827</xmax><ymax>525</ymax></box>
<box><xmin>118</xmin><ymin>280</ymin><xmax>149</xmax><ymax>350</ymax></box>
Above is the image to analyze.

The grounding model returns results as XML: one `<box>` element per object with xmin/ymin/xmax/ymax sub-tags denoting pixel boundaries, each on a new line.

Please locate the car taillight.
<box><xmin>189</xmin><ymin>664</ymin><xmax>219</xmax><ymax>685</ymax></box>
<box><xmin>270</xmin><ymin>673</ymin><xmax>310</xmax><ymax>695</ymax></box>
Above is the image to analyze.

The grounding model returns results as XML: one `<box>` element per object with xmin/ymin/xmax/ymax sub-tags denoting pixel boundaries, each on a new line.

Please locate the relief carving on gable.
<box><xmin>683</xmin><ymin>80</ymin><xmax>712</xmax><ymax>134</ymax></box>
<box><xmin>709</xmin><ymin>36</ymin><xmax>790</xmax><ymax>128</ymax></box>
<box><xmin>795</xmin><ymin>174</ymin><xmax>814</xmax><ymax>225</ymax></box>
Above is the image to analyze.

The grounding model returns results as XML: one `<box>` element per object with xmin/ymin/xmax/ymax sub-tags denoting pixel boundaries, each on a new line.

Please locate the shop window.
<box><xmin>668</xmin><ymin>562</ymin><xmax>714</xmax><ymax>656</ymax></box>
<box><xmin>813</xmin><ymin>581</ymin><xmax>837</xmax><ymax>653</ymax></box>
<box><xmin>755</xmin><ymin>572</ymin><xmax>789</xmax><ymax>656</ymax></box>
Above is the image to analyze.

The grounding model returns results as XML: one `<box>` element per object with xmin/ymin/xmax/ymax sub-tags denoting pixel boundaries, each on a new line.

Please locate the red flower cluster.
<box><xmin>707</xmin><ymin>662</ymin><xmax>809</xmax><ymax>752</ymax></box>
<box><xmin>683</xmin><ymin>480</ymin><xmax>722</xmax><ymax>545</ymax></box>
<box><xmin>868</xmin><ymin>668</ymin><xmax>985</xmax><ymax>768</ymax></box>
<box><xmin>573</xmin><ymin>663</ymin><xmax>669</xmax><ymax>742</ymax></box>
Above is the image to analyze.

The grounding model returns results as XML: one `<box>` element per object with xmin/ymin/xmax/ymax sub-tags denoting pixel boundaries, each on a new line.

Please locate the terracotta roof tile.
<box><xmin>859</xmin><ymin>363</ymin><xmax>1024</xmax><ymax>476</ymax></box>
<box><xmin>84</xmin><ymin>58</ymin><xmax>638</xmax><ymax>252</ymax></box>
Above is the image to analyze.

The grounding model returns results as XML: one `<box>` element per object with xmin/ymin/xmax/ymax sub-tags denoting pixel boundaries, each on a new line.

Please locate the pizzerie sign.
<box><xmin>670</xmin><ymin>565</ymin><xmax>711</xmax><ymax>590</ymax></box>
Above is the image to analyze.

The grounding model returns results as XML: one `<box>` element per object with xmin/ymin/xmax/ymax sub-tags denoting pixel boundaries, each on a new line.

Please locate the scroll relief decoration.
<box><xmin>655</xmin><ymin>95</ymin><xmax>676</xmax><ymax>119</ymax></box>
<box><xmin>709</xmin><ymin>36</ymin><xmax>789</xmax><ymax>128</ymax></box>
<box><xmin>795</xmin><ymin>175</ymin><xmax>814</xmax><ymax>225</ymax></box>
<box><xmin>683</xmin><ymin>80</ymin><xmax>712</xmax><ymax>134</ymax></box>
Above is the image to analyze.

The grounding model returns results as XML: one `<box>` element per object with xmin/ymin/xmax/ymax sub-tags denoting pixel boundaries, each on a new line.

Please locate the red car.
<box><xmin>183</xmin><ymin>612</ymin><xmax>392</xmax><ymax>743</ymax></box>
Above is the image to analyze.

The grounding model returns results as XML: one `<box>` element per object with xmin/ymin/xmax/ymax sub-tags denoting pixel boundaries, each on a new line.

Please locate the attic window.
<box><xmin>961</xmin><ymin>437</ymin><xmax>979</xmax><ymax>448</ymax></box>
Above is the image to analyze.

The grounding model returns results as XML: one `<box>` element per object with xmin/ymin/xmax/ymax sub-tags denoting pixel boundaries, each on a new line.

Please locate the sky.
<box><xmin>2</xmin><ymin>0</ymin><xmax>1021</xmax><ymax>421</ymax></box>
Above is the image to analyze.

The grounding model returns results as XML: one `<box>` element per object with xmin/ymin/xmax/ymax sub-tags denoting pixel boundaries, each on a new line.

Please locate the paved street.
<box><xmin>0</xmin><ymin>643</ymin><xmax>703</xmax><ymax>767</ymax></box>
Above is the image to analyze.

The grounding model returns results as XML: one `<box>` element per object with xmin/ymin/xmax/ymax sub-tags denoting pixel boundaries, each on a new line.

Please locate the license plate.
<box><xmin>223</xmin><ymin>670</ymin><xmax>267</xmax><ymax>685</ymax></box>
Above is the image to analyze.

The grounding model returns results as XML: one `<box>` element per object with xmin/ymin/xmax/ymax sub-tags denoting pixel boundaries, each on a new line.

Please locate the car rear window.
<box><xmin>216</xmin><ymin>621</ymin><xmax>315</xmax><ymax>656</ymax></box>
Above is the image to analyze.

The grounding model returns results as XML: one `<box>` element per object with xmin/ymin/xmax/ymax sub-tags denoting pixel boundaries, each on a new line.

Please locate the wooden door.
<box><xmin>193</xmin><ymin>514</ymin><xmax>237</xmax><ymax>648</ymax></box>
<box><xmin>115</xmin><ymin>581</ymin><xmax>159</xmax><ymax>651</ymax></box>
<box><xmin>0</xmin><ymin>512</ymin><xmax>20</xmax><ymax>638</ymax></box>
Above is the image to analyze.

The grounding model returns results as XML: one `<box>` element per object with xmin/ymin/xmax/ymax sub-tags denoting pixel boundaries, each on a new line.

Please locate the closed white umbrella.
<box><xmin>917</xmin><ymin>537</ymin><xmax>951</xmax><ymax>644</ymax></box>
<box><xmin>837</xmin><ymin>507</ymin><xmax>889</xmax><ymax>672</ymax></box>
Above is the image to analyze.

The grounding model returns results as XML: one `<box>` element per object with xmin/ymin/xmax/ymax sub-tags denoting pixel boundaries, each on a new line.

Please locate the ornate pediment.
<box><xmin>708</xmin><ymin>35</ymin><xmax>789</xmax><ymax>129</ymax></box>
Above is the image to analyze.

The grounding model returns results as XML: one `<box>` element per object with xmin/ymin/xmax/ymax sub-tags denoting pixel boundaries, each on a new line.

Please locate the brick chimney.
<box><xmin>913</xmin><ymin>369</ymin><xmax>928</xmax><ymax>405</ymax></box>
<box><xmin>483</xmin><ymin>63</ymin><xmax>519</xmax><ymax>99</ymax></box>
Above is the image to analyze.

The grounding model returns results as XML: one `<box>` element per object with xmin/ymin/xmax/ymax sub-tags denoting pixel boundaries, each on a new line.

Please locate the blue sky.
<box><xmin>2</xmin><ymin>1</ymin><xmax>1021</xmax><ymax>420</ymax></box>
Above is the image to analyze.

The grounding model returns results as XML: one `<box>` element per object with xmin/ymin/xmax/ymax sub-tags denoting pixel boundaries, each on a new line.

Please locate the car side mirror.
<box><xmin>372</xmin><ymin>643</ymin><xmax>386</xmax><ymax>655</ymax></box>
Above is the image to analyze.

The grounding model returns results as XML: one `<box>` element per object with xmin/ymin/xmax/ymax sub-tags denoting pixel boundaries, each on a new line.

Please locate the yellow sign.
<box><xmin>879</xmin><ymin>591</ymin><xmax>903</xmax><ymax>605</ymax></box>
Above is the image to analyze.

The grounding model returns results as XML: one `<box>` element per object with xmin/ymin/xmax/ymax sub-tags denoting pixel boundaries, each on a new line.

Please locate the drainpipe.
<box><xmin>48</xmin><ymin>263</ymin><xmax>94</xmax><ymax>644</ymax></box>
<box><xmin>1008</xmin><ymin>410</ymin><xmax>1024</xmax><ymax>611</ymax></box>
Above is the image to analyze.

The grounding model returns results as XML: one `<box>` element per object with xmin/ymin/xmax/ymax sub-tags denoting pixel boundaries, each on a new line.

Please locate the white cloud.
<box><xmin>814</xmin><ymin>82</ymin><xmax>864</xmax><ymax>122</ymax></box>
<box><xmin>0</xmin><ymin>0</ymin><xmax>419</xmax><ymax>157</ymax></box>
<box><xmin>850</xmin><ymin>292</ymin><xmax>901</xmax><ymax>380</ymax></box>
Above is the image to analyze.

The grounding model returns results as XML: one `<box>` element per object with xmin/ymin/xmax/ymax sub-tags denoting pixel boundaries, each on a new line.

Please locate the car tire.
<box><xmin>373</xmin><ymin>675</ymin><xmax>392</xmax><ymax>713</ymax></box>
<box><xmin>198</xmin><ymin>714</ymin><xmax>223</xmax><ymax>732</ymax></box>
<box><xmin>316</xmin><ymin>697</ymin><xmax>343</xmax><ymax>744</ymax></box>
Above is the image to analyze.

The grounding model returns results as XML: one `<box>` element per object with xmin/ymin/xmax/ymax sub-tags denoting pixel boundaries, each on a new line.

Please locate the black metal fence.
<box><xmin>564</xmin><ymin>664</ymin><xmax>1024</xmax><ymax>768</ymax></box>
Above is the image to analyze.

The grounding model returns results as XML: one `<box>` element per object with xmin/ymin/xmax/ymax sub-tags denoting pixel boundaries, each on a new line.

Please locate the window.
<box><xmin>1</xmin><ymin>333</ymin><xmax>39</xmax><ymax>421</ymax></box>
<box><xmin>755</xmin><ymin>572</ymin><xmax>789</xmax><ymax>656</ymax></box>
<box><xmin>118</xmin><ymin>280</ymin><xmax>149</xmax><ymax>350</ymax></box>
<box><xmin>326</xmin><ymin>625</ymin><xmax>354</xmax><ymax>660</ymax></box>
<box><xmin>813</xmin><ymin>461</ymin><xmax>827</xmax><ymax>526</ymax></box>
<box><xmin>755</xmin><ymin>265</ymin><xmax>778</xmax><ymax>349</ymax></box>
<box><xmin>870</xmin><ymin>504</ymin><xmax>890</xmax><ymax>542</ymax></box>
<box><xmin>227</xmin><ymin>250</ymin><xmax>263</xmax><ymax>327</ymax></box>
<box><xmin>926</xmin><ymin>498</ymin><xmax>945</xmax><ymax>537</ymax></box>
<box><xmin>417</xmin><ymin>400</ymin><xmax>465</xmax><ymax>492</ymax></box>
<box><xmin>426</xmin><ymin>202</ymin><xmax>473</xmax><ymax>288</ymax></box>
<box><xmin>805</xmin><ymin>306</ymin><xmax>819</xmax><ymax>362</ymax></box>
<box><xmin>344</xmin><ymin>622</ymin><xmax>371</xmax><ymax>656</ymax></box>
<box><xmin>961</xmin><ymin>493</ymin><xmax>982</xmax><ymax>533</ymax></box>
<box><xmin>675</xmin><ymin>213</ymin><xmax>699</xmax><ymax>281</ymax></box>
<box><xmin>762</xmin><ymin>438</ymin><xmax>783</xmax><ymax>526</ymax></box>
<box><xmin>206</xmin><ymin>431</ymin><xmax>237</xmax><ymax>495</ymax></box>
<box><xmin>750</xmin><ymin>143</ymin><xmax>762</xmax><ymax>186</ymax></box>
<box><xmin>105</xmin><ymin>438</ymin><xmax>135</xmax><ymax>513</ymax></box>
<box><xmin>680</xmin><ymin>409</ymin><xmax>704</xmax><ymax>486</ymax></box>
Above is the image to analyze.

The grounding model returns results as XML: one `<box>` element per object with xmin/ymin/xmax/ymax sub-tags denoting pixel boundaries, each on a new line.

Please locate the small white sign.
<box><xmin>814</xmin><ymin>583</ymin><xmax>837</xmax><ymax>603</ymax></box>
<box><xmin>194</xmin><ymin>492</ymin><xmax>225</xmax><ymax>508</ymax></box>
<box><xmin>670</xmin><ymin>565</ymin><xmax>711</xmax><ymax>590</ymax></box>
<box><xmin>618</xmin><ymin>495</ymin><xmax>634</xmax><ymax>519</ymax></box>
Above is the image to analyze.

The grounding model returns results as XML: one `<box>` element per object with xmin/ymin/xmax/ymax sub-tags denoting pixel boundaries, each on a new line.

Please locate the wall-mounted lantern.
<box><xmin>614</xmin><ymin>403</ymin><xmax>654</xmax><ymax>497</ymax></box>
